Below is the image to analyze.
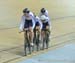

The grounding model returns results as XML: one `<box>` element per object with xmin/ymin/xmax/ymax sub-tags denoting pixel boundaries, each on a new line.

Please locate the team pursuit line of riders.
<box><xmin>19</xmin><ymin>8</ymin><xmax>51</xmax><ymax>56</ymax></box>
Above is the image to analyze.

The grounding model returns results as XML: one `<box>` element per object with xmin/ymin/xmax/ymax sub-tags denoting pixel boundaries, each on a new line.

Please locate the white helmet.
<box><xmin>40</xmin><ymin>15</ymin><xmax>47</xmax><ymax>20</ymax></box>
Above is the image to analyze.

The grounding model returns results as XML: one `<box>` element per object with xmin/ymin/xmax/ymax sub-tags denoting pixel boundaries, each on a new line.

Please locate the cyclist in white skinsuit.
<box><xmin>34</xmin><ymin>14</ymin><xmax>42</xmax><ymax>41</ymax></box>
<box><xmin>19</xmin><ymin>8</ymin><xmax>35</xmax><ymax>46</ymax></box>
<box><xmin>39</xmin><ymin>8</ymin><xmax>51</xmax><ymax>46</ymax></box>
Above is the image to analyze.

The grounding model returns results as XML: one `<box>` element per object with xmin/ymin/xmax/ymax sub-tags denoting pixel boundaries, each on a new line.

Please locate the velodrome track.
<box><xmin>0</xmin><ymin>0</ymin><xmax>75</xmax><ymax>63</ymax></box>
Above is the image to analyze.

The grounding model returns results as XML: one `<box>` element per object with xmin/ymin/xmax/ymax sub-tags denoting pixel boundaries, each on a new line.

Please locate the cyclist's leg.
<box><xmin>24</xmin><ymin>22</ymin><xmax>29</xmax><ymax>55</ymax></box>
<box><xmin>32</xmin><ymin>28</ymin><xmax>36</xmax><ymax>51</ymax></box>
<box><xmin>41</xmin><ymin>22</ymin><xmax>48</xmax><ymax>50</ymax></box>
<box><xmin>35</xmin><ymin>21</ymin><xmax>42</xmax><ymax>49</ymax></box>
<box><xmin>35</xmin><ymin>26</ymin><xmax>41</xmax><ymax>51</ymax></box>
<box><xmin>33</xmin><ymin>27</ymin><xmax>36</xmax><ymax>44</ymax></box>
<box><xmin>36</xmin><ymin>26</ymin><xmax>41</xmax><ymax>40</ymax></box>
<box><xmin>45</xmin><ymin>22</ymin><xmax>50</xmax><ymax>48</ymax></box>
<box><xmin>24</xmin><ymin>28</ymin><xmax>32</xmax><ymax>54</ymax></box>
<box><xmin>41</xmin><ymin>22</ymin><xmax>46</xmax><ymax>40</ymax></box>
<box><xmin>27</xmin><ymin>20</ymin><xmax>34</xmax><ymax>46</ymax></box>
<box><xmin>46</xmin><ymin>22</ymin><xmax>50</xmax><ymax>39</ymax></box>
<box><xmin>41</xmin><ymin>30</ymin><xmax>45</xmax><ymax>50</ymax></box>
<box><xmin>41</xmin><ymin>26</ymin><xmax>45</xmax><ymax>50</ymax></box>
<box><xmin>29</xmin><ymin>27</ymin><xmax>34</xmax><ymax>46</ymax></box>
